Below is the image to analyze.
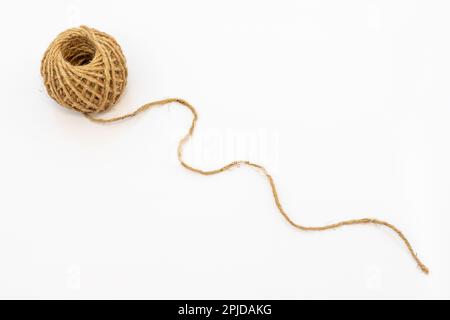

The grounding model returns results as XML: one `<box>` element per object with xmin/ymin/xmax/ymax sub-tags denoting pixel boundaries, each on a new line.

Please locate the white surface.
<box><xmin>0</xmin><ymin>0</ymin><xmax>449</xmax><ymax>299</ymax></box>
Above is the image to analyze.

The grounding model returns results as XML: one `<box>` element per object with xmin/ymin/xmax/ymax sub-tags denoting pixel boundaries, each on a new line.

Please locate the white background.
<box><xmin>0</xmin><ymin>0</ymin><xmax>449</xmax><ymax>299</ymax></box>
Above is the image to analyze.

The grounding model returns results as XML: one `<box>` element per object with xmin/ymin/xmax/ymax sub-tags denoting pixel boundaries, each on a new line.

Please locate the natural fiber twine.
<box><xmin>41</xmin><ymin>26</ymin><xmax>429</xmax><ymax>274</ymax></box>
<box><xmin>41</xmin><ymin>26</ymin><xmax>127</xmax><ymax>113</ymax></box>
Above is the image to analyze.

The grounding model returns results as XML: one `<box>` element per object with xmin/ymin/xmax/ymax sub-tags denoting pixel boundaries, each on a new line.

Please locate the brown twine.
<box><xmin>41</xmin><ymin>26</ymin><xmax>429</xmax><ymax>274</ymax></box>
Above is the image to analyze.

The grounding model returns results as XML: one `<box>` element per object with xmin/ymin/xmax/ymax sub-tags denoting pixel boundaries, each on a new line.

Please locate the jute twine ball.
<box><xmin>39</xmin><ymin>25</ymin><xmax>430</xmax><ymax>275</ymax></box>
<box><xmin>41</xmin><ymin>25</ymin><xmax>128</xmax><ymax>113</ymax></box>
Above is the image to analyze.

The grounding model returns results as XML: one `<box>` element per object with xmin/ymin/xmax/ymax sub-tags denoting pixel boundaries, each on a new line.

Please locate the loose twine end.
<box><xmin>86</xmin><ymin>98</ymin><xmax>430</xmax><ymax>275</ymax></box>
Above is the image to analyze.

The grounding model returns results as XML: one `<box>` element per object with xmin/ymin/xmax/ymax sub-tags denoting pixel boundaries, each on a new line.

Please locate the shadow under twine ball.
<box><xmin>41</xmin><ymin>25</ymin><xmax>128</xmax><ymax>113</ymax></box>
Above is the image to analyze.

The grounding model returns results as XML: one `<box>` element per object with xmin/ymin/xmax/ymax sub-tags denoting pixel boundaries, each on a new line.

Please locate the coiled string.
<box><xmin>85</xmin><ymin>97</ymin><xmax>429</xmax><ymax>275</ymax></box>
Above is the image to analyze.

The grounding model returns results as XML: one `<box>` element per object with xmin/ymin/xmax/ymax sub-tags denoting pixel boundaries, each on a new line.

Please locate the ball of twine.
<box><xmin>40</xmin><ymin>26</ymin><xmax>429</xmax><ymax>274</ymax></box>
<box><xmin>41</xmin><ymin>25</ymin><xmax>128</xmax><ymax>113</ymax></box>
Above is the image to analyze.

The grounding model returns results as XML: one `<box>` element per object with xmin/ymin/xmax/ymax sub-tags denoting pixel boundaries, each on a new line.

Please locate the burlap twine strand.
<box><xmin>41</xmin><ymin>26</ymin><xmax>429</xmax><ymax>274</ymax></box>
